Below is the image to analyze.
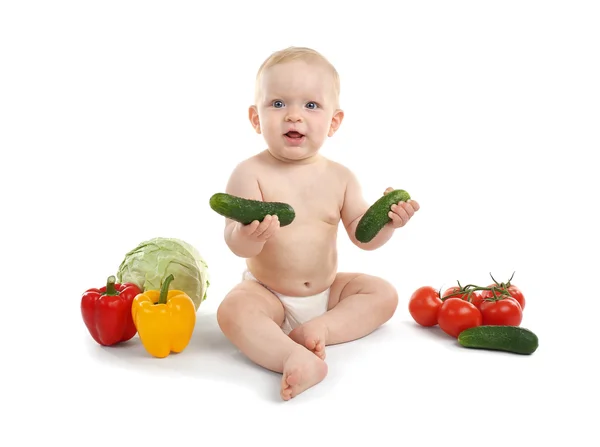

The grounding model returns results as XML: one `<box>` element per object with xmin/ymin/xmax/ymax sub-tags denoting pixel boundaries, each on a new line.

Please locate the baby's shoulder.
<box><xmin>229</xmin><ymin>152</ymin><xmax>264</xmax><ymax>175</ymax></box>
<box><xmin>323</xmin><ymin>157</ymin><xmax>356</xmax><ymax>180</ymax></box>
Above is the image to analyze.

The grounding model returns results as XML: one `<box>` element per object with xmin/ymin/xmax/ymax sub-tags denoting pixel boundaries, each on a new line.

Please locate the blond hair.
<box><xmin>254</xmin><ymin>46</ymin><xmax>341</xmax><ymax>108</ymax></box>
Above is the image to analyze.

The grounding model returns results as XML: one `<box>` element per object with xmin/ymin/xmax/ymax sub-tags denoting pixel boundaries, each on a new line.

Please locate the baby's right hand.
<box><xmin>237</xmin><ymin>214</ymin><xmax>280</xmax><ymax>242</ymax></box>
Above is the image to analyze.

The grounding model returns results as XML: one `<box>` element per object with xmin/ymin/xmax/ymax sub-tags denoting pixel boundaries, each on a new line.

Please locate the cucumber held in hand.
<box><xmin>355</xmin><ymin>189</ymin><xmax>411</xmax><ymax>243</ymax></box>
<box><xmin>209</xmin><ymin>192</ymin><xmax>296</xmax><ymax>226</ymax></box>
<box><xmin>458</xmin><ymin>326</ymin><xmax>539</xmax><ymax>355</ymax></box>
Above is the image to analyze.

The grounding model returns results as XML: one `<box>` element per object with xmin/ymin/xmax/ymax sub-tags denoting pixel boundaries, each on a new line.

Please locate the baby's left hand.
<box><xmin>383</xmin><ymin>187</ymin><xmax>420</xmax><ymax>228</ymax></box>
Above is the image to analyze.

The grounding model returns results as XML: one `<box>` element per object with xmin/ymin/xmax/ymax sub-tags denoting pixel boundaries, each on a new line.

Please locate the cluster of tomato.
<box><xmin>408</xmin><ymin>273</ymin><xmax>526</xmax><ymax>338</ymax></box>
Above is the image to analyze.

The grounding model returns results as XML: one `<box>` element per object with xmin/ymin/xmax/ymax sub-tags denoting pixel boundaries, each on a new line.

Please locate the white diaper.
<box><xmin>242</xmin><ymin>270</ymin><xmax>330</xmax><ymax>335</ymax></box>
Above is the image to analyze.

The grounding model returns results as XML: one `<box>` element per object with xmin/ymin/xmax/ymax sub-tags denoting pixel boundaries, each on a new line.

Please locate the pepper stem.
<box><xmin>105</xmin><ymin>275</ymin><xmax>119</xmax><ymax>296</ymax></box>
<box><xmin>158</xmin><ymin>274</ymin><xmax>175</xmax><ymax>305</ymax></box>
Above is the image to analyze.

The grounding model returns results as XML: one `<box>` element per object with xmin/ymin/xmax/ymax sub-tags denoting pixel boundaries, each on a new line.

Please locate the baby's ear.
<box><xmin>328</xmin><ymin>109</ymin><xmax>344</xmax><ymax>137</ymax></box>
<box><xmin>248</xmin><ymin>105</ymin><xmax>261</xmax><ymax>134</ymax></box>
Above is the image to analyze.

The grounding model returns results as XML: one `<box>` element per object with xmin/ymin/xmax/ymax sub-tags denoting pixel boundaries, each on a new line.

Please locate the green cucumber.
<box><xmin>209</xmin><ymin>192</ymin><xmax>296</xmax><ymax>226</ymax></box>
<box><xmin>458</xmin><ymin>326</ymin><xmax>539</xmax><ymax>355</ymax></box>
<box><xmin>355</xmin><ymin>189</ymin><xmax>411</xmax><ymax>243</ymax></box>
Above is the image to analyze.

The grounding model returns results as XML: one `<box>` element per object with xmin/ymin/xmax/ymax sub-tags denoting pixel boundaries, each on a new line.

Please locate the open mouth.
<box><xmin>285</xmin><ymin>131</ymin><xmax>305</xmax><ymax>139</ymax></box>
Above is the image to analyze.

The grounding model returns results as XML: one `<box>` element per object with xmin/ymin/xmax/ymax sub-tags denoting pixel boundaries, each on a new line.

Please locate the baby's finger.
<box><xmin>388</xmin><ymin>210</ymin><xmax>404</xmax><ymax>227</ymax></box>
<box><xmin>260</xmin><ymin>216</ymin><xmax>280</xmax><ymax>240</ymax></box>
<box><xmin>391</xmin><ymin>204</ymin><xmax>410</xmax><ymax>223</ymax></box>
<box><xmin>240</xmin><ymin>220</ymin><xmax>260</xmax><ymax>235</ymax></box>
<box><xmin>253</xmin><ymin>215</ymin><xmax>273</xmax><ymax>236</ymax></box>
<box><xmin>408</xmin><ymin>199</ymin><xmax>420</xmax><ymax>212</ymax></box>
<box><xmin>398</xmin><ymin>201</ymin><xmax>415</xmax><ymax>218</ymax></box>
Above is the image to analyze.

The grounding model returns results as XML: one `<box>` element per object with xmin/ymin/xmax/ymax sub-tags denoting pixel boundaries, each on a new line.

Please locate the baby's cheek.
<box><xmin>315</xmin><ymin>122</ymin><xmax>330</xmax><ymax>138</ymax></box>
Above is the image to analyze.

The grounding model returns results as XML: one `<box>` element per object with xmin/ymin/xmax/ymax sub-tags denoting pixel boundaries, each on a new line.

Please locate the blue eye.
<box><xmin>306</xmin><ymin>101</ymin><xmax>318</xmax><ymax>109</ymax></box>
<box><xmin>273</xmin><ymin>100</ymin><xmax>284</xmax><ymax>108</ymax></box>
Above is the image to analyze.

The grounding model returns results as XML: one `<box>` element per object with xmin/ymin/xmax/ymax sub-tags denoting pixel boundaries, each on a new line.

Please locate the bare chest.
<box><xmin>259</xmin><ymin>169</ymin><xmax>343</xmax><ymax>225</ymax></box>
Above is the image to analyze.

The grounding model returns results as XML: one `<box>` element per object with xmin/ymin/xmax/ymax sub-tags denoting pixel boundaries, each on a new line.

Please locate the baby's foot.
<box><xmin>281</xmin><ymin>346</ymin><xmax>328</xmax><ymax>401</ymax></box>
<box><xmin>289</xmin><ymin>320</ymin><xmax>329</xmax><ymax>360</ymax></box>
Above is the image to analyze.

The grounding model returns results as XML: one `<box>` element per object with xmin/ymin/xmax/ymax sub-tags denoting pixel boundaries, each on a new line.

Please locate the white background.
<box><xmin>2</xmin><ymin>1</ymin><xmax>599</xmax><ymax>446</ymax></box>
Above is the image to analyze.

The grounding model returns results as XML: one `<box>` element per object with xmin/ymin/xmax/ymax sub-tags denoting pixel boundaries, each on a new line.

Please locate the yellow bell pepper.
<box><xmin>131</xmin><ymin>273</ymin><xmax>196</xmax><ymax>358</ymax></box>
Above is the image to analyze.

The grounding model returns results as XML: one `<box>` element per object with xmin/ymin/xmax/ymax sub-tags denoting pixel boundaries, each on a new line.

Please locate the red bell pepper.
<box><xmin>81</xmin><ymin>275</ymin><xmax>141</xmax><ymax>346</ymax></box>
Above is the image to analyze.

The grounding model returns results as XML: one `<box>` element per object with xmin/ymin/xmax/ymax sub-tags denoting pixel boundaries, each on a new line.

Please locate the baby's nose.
<box><xmin>285</xmin><ymin>107</ymin><xmax>303</xmax><ymax>122</ymax></box>
<box><xmin>285</xmin><ymin>113</ymin><xmax>303</xmax><ymax>122</ymax></box>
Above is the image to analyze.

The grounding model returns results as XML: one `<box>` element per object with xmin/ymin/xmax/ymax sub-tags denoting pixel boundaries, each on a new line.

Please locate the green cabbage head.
<box><xmin>116</xmin><ymin>237</ymin><xmax>210</xmax><ymax>311</ymax></box>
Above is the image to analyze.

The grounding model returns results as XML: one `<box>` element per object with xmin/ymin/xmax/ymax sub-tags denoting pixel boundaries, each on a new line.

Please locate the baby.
<box><xmin>216</xmin><ymin>46</ymin><xmax>420</xmax><ymax>400</ymax></box>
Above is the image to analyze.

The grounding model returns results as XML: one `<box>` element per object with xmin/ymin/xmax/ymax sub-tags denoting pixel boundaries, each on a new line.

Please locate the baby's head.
<box><xmin>249</xmin><ymin>46</ymin><xmax>344</xmax><ymax>163</ymax></box>
<box><xmin>254</xmin><ymin>47</ymin><xmax>341</xmax><ymax>109</ymax></box>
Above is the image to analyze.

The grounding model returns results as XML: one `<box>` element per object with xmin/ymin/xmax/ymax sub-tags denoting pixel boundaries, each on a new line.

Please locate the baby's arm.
<box><xmin>223</xmin><ymin>163</ymin><xmax>278</xmax><ymax>258</ymax></box>
<box><xmin>340</xmin><ymin>168</ymin><xmax>397</xmax><ymax>250</ymax></box>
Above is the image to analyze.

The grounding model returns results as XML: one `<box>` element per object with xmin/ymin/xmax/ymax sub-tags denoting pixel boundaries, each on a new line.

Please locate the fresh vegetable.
<box><xmin>131</xmin><ymin>274</ymin><xmax>196</xmax><ymax>358</ymax></box>
<box><xmin>442</xmin><ymin>280</ymin><xmax>512</xmax><ymax>310</ymax></box>
<box><xmin>209</xmin><ymin>192</ymin><xmax>295</xmax><ymax>226</ymax></box>
<box><xmin>442</xmin><ymin>286</ymin><xmax>467</xmax><ymax>300</ymax></box>
<box><xmin>442</xmin><ymin>286</ymin><xmax>484</xmax><ymax>307</ymax></box>
<box><xmin>503</xmin><ymin>285</ymin><xmax>525</xmax><ymax>309</ymax></box>
<box><xmin>437</xmin><ymin>298</ymin><xmax>482</xmax><ymax>338</ymax></box>
<box><xmin>469</xmin><ymin>292</ymin><xmax>485</xmax><ymax>310</ymax></box>
<box><xmin>408</xmin><ymin>286</ymin><xmax>443</xmax><ymax>327</ymax></box>
<box><xmin>504</xmin><ymin>284</ymin><xmax>525</xmax><ymax>309</ymax></box>
<box><xmin>480</xmin><ymin>295</ymin><xmax>523</xmax><ymax>326</ymax></box>
<box><xmin>408</xmin><ymin>272</ymin><xmax>535</xmax><ymax>355</ymax></box>
<box><xmin>81</xmin><ymin>275</ymin><xmax>141</xmax><ymax>346</ymax></box>
<box><xmin>355</xmin><ymin>189</ymin><xmax>411</xmax><ymax>243</ymax></box>
<box><xmin>458</xmin><ymin>325</ymin><xmax>538</xmax><ymax>355</ymax></box>
<box><xmin>480</xmin><ymin>273</ymin><xmax>526</xmax><ymax>310</ymax></box>
<box><xmin>116</xmin><ymin>237</ymin><xmax>209</xmax><ymax>311</ymax></box>
<box><xmin>481</xmin><ymin>284</ymin><xmax>525</xmax><ymax>310</ymax></box>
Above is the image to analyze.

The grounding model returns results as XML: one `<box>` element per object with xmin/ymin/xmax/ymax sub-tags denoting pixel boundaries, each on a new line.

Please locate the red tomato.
<box><xmin>469</xmin><ymin>291</ymin><xmax>485</xmax><ymax>309</ymax></box>
<box><xmin>505</xmin><ymin>285</ymin><xmax>526</xmax><ymax>310</ymax></box>
<box><xmin>479</xmin><ymin>297</ymin><xmax>523</xmax><ymax>326</ymax></box>
<box><xmin>443</xmin><ymin>287</ymin><xmax>484</xmax><ymax>309</ymax></box>
<box><xmin>481</xmin><ymin>284</ymin><xmax>526</xmax><ymax>310</ymax></box>
<box><xmin>437</xmin><ymin>298</ymin><xmax>482</xmax><ymax>338</ymax></box>
<box><xmin>443</xmin><ymin>286</ymin><xmax>467</xmax><ymax>299</ymax></box>
<box><xmin>409</xmin><ymin>286</ymin><xmax>443</xmax><ymax>327</ymax></box>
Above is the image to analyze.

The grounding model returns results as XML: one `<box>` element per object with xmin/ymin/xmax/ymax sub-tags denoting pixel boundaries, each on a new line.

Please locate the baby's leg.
<box><xmin>289</xmin><ymin>273</ymin><xmax>398</xmax><ymax>354</ymax></box>
<box><xmin>217</xmin><ymin>280</ymin><xmax>327</xmax><ymax>400</ymax></box>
